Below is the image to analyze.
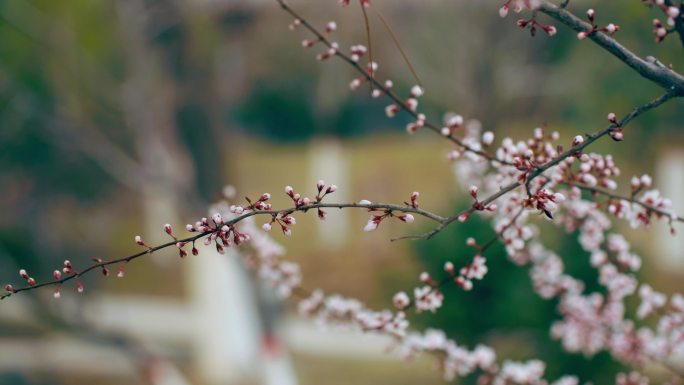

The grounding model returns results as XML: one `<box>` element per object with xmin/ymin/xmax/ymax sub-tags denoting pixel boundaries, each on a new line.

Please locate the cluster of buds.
<box><xmin>263</xmin><ymin>212</ymin><xmax>296</xmax><ymax>237</ymax></box>
<box><xmin>468</xmin><ymin>185</ymin><xmax>498</xmax><ymax>213</ymax></box>
<box><xmin>360</xmin><ymin>193</ymin><xmax>416</xmax><ymax>232</ymax></box>
<box><xmin>630</xmin><ymin>174</ymin><xmax>653</xmax><ymax>195</ymax></box>
<box><xmin>349</xmin><ymin>44</ymin><xmax>367</xmax><ymax>63</ymax></box>
<box><xmin>607</xmin><ymin>112</ymin><xmax>624</xmax><ymax>141</ymax></box>
<box><xmin>516</xmin><ymin>17</ymin><xmax>558</xmax><ymax>37</ymax></box>
<box><xmin>405</xmin><ymin>113</ymin><xmax>426</xmax><ymax>135</ymax></box>
<box><xmin>578</xmin><ymin>9</ymin><xmax>620</xmax><ymax>40</ymax></box>
<box><xmin>314</xmin><ymin>179</ymin><xmax>337</xmax><ymax>220</ymax></box>
<box><xmin>498</xmin><ymin>0</ymin><xmax>542</xmax><ymax>18</ymax></box>
<box><xmin>644</xmin><ymin>0</ymin><xmax>682</xmax><ymax>42</ymax></box>
<box><xmin>244</xmin><ymin>193</ymin><xmax>273</xmax><ymax>211</ymax></box>
<box><xmin>296</xmin><ymin>20</ymin><xmax>339</xmax><ymax>61</ymax></box>
<box><xmin>362</xmin><ymin>207</ymin><xmax>414</xmax><ymax>231</ymax></box>
<box><xmin>59</xmin><ymin>260</ymin><xmax>85</xmax><ymax>297</ymax></box>
<box><xmin>17</xmin><ymin>268</ymin><xmax>36</xmax><ymax>288</ymax></box>
<box><xmin>414</xmin><ymin>272</ymin><xmax>444</xmax><ymax>313</ymax></box>
<box><xmin>523</xmin><ymin>188</ymin><xmax>566</xmax><ymax>219</ymax></box>
<box><xmin>338</xmin><ymin>0</ymin><xmax>371</xmax><ymax>8</ymax></box>
<box><xmin>440</xmin><ymin>114</ymin><xmax>464</xmax><ymax>137</ymax></box>
<box><xmin>572</xmin><ymin>153</ymin><xmax>621</xmax><ymax>190</ymax></box>
<box><xmin>183</xmin><ymin>213</ymin><xmax>250</xmax><ymax>256</ymax></box>
<box><xmin>446</xmin><ymin>255</ymin><xmax>489</xmax><ymax>292</ymax></box>
<box><xmin>349</xmin><ymin>62</ymin><xmax>379</xmax><ymax>91</ymax></box>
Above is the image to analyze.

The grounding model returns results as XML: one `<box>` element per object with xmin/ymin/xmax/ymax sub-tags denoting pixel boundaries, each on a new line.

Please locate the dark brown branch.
<box><xmin>538</xmin><ymin>1</ymin><xmax>684</xmax><ymax>95</ymax></box>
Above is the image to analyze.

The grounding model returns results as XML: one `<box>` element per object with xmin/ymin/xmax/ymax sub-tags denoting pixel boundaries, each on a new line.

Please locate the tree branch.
<box><xmin>538</xmin><ymin>1</ymin><xmax>684</xmax><ymax>95</ymax></box>
<box><xmin>1</xmin><ymin>201</ymin><xmax>446</xmax><ymax>300</ymax></box>
<box><xmin>276</xmin><ymin>0</ymin><xmax>509</xmax><ymax>165</ymax></box>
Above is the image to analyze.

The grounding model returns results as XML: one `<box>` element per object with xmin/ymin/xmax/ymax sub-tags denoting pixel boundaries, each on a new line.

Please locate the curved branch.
<box><xmin>538</xmin><ymin>1</ymin><xmax>684</xmax><ymax>95</ymax></box>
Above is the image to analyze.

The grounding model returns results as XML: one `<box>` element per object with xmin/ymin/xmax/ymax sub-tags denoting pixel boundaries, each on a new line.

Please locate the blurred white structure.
<box><xmin>656</xmin><ymin>149</ymin><xmax>684</xmax><ymax>271</ymax></box>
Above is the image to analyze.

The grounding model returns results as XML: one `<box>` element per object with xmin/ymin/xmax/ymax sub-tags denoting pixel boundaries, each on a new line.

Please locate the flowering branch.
<box><xmin>569</xmin><ymin>182</ymin><xmax>684</xmax><ymax>223</ymax></box>
<box><xmin>400</xmin><ymin>90</ymin><xmax>679</xmax><ymax>241</ymax></box>
<box><xmin>537</xmin><ymin>0</ymin><xmax>684</xmax><ymax>95</ymax></box>
<box><xmin>1</xmin><ymin>197</ymin><xmax>445</xmax><ymax>300</ymax></box>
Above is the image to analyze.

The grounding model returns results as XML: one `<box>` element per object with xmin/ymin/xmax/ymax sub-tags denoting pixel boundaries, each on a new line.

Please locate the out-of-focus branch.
<box><xmin>568</xmin><ymin>182</ymin><xmax>683</xmax><ymax>223</ymax></box>
<box><xmin>538</xmin><ymin>1</ymin><xmax>684</xmax><ymax>95</ymax></box>
<box><xmin>275</xmin><ymin>0</ymin><xmax>509</xmax><ymax>165</ymax></box>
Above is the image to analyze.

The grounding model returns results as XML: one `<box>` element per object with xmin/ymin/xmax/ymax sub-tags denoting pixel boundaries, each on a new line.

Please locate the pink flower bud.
<box><xmin>577</xmin><ymin>31</ymin><xmax>589</xmax><ymax>40</ymax></box>
<box><xmin>402</xmin><ymin>214</ymin><xmax>415</xmax><ymax>223</ymax></box>
<box><xmin>587</xmin><ymin>9</ymin><xmax>595</xmax><ymax>21</ymax></box>
<box><xmin>444</xmin><ymin>262</ymin><xmax>455</xmax><ymax>274</ymax></box>
<box><xmin>572</xmin><ymin>135</ymin><xmax>584</xmax><ymax>146</ymax></box>
<box><xmin>19</xmin><ymin>269</ymin><xmax>28</xmax><ymax>279</ymax></box>
<box><xmin>117</xmin><ymin>265</ymin><xmax>126</xmax><ymax>278</ymax></box>
<box><xmin>263</xmin><ymin>223</ymin><xmax>272</xmax><ymax>231</ymax></box>
<box><xmin>607</xmin><ymin>112</ymin><xmax>617</xmax><ymax>123</ymax></box>
<box><xmin>466</xmin><ymin>237</ymin><xmax>476</xmax><ymax>247</ymax></box>
<box><xmin>135</xmin><ymin>235</ymin><xmax>144</xmax><ymax>245</ymax></box>
<box><xmin>448</xmin><ymin>115</ymin><xmax>464</xmax><ymax>127</ymax></box>
<box><xmin>410</xmin><ymin>85</ymin><xmax>424</xmax><ymax>98</ymax></box>
<box><xmin>440</xmin><ymin>127</ymin><xmax>451</xmax><ymax>136</ymax></box>
<box><xmin>212</xmin><ymin>213</ymin><xmax>223</xmax><ymax>224</ymax></box>
<box><xmin>260</xmin><ymin>193</ymin><xmax>271</xmax><ymax>201</ymax></box>
<box><xmin>288</xmin><ymin>19</ymin><xmax>301</xmax><ymax>30</ymax></box>
<box><xmin>385</xmin><ymin>104</ymin><xmax>399</xmax><ymax>118</ymax></box>
<box><xmin>458</xmin><ymin>213</ymin><xmax>469</xmax><ymax>223</ymax></box>
<box><xmin>411</xmin><ymin>191</ymin><xmax>420</xmax><ymax>200</ymax></box>
<box><xmin>469</xmin><ymin>185</ymin><xmax>479</xmax><ymax>198</ymax></box>
<box><xmin>53</xmin><ymin>288</ymin><xmax>61</xmax><ymax>299</ymax></box>
<box><xmin>358</xmin><ymin>200</ymin><xmax>372</xmax><ymax>206</ymax></box>
<box><xmin>610</xmin><ymin>129</ymin><xmax>624</xmax><ymax>141</ymax></box>
<box><xmin>283</xmin><ymin>227</ymin><xmax>292</xmax><ymax>237</ymax></box>
<box><xmin>317</xmin><ymin>180</ymin><xmax>325</xmax><ymax>191</ymax></box>
<box><xmin>667</xmin><ymin>7</ymin><xmax>680</xmax><ymax>18</ymax></box>
<box><xmin>363</xmin><ymin>219</ymin><xmax>379</xmax><ymax>232</ymax></box>
<box><xmin>53</xmin><ymin>270</ymin><xmax>62</xmax><ymax>280</ymax></box>
<box><xmin>499</xmin><ymin>4</ymin><xmax>509</xmax><ymax>18</ymax></box>
<box><xmin>77</xmin><ymin>282</ymin><xmax>84</xmax><ymax>293</ymax></box>
<box><xmin>326</xmin><ymin>185</ymin><xmax>337</xmax><ymax>193</ymax></box>
<box><xmin>164</xmin><ymin>224</ymin><xmax>173</xmax><ymax>235</ymax></box>
<box><xmin>27</xmin><ymin>277</ymin><xmax>36</xmax><ymax>286</ymax></box>
<box><xmin>5</xmin><ymin>284</ymin><xmax>14</xmax><ymax>292</ymax></box>
<box><xmin>482</xmin><ymin>131</ymin><xmax>495</xmax><ymax>146</ymax></box>
<box><xmin>605</xmin><ymin>23</ymin><xmax>617</xmax><ymax>34</ymax></box>
<box><xmin>419</xmin><ymin>272</ymin><xmax>431</xmax><ymax>283</ymax></box>
<box><xmin>393</xmin><ymin>292</ymin><xmax>410</xmax><ymax>309</ymax></box>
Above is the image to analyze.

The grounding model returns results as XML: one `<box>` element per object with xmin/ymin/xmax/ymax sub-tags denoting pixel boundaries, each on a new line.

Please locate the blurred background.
<box><xmin>0</xmin><ymin>0</ymin><xmax>683</xmax><ymax>384</ymax></box>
